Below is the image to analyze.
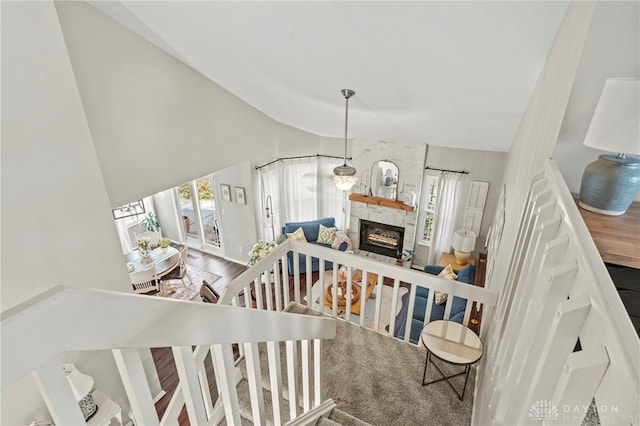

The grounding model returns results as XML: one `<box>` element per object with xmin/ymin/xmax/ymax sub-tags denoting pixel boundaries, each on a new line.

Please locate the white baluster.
<box><xmin>113</xmin><ymin>348</ymin><xmax>159</xmax><ymax>426</ymax></box>
<box><xmin>243</xmin><ymin>342</ymin><xmax>265</xmax><ymax>425</ymax></box>
<box><xmin>32</xmin><ymin>357</ymin><xmax>87</xmax><ymax>426</ymax></box>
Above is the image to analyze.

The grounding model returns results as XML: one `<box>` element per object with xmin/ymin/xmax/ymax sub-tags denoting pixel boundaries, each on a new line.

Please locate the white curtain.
<box><xmin>258</xmin><ymin>156</ymin><xmax>345</xmax><ymax>241</ymax></box>
<box><xmin>317</xmin><ymin>157</ymin><xmax>344</xmax><ymax>227</ymax></box>
<box><xmin>427</xmin><ymin>172</ymin><xmax>469</xmax><ymax>265</ymax></box>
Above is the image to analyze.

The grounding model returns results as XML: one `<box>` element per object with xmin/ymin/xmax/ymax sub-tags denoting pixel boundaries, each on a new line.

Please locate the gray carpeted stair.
<box><xmin>317</xmin><ymin>417</ymin><xmax>342</xmax><ymax>426</ymax></box>
<box><xmin>232</xmin><ymin>302</ymin><xmax>474</xmax><ymax>425</ymax></box>
<box><xmin>323</xmin><ymin>407</ymin><xmax>373</xmax><ymax>426</ymax></box>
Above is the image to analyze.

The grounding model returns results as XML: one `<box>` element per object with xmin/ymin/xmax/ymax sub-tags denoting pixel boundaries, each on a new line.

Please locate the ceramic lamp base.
<box><xmin>454</xmin><ymin>250</ymin><xmax>471</xmax><ymax>265</ymax></box>
<box><xmin>579</xmin><ymin>154</ymin><xmax>640</xmax><ymax>216</ymax></box>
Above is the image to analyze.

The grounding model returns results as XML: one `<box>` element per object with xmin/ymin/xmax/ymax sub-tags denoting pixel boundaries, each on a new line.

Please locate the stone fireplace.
<box><xmin>359</xmin><ymin>219</ymin><xmax>405</xmax><ymax>259</ymax></box>
<box><xmin>346</xmin><ymin>139</ymin><xmax>427</xmax><ymax>265</ymax></box>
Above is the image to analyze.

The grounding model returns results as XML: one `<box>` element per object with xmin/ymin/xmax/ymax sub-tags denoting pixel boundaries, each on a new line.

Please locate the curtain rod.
<box><xmin>425</xmin><ymin>166</ymin><xmax>469</xmax><ymax>174</ymax></box>
<box><xmin>255</xmin><ymin>154</ymin><xmax>351</xmax><ymax>170</ymax></box>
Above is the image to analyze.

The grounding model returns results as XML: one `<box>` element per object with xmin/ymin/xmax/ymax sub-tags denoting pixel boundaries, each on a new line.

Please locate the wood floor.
<box><xmin>151</xmin><ymin>249</ymin><xmax>245</xmax><ymax>424</ymax></box>
<box><xmin>150</xmin><ymin>248</ymin><xmax>322</xmax><ymax>424</ymax></box>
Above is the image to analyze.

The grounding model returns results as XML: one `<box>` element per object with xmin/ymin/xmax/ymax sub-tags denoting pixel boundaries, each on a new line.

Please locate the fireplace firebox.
<box><xmin>359</xmin><ymin>219</ymin><xmax>405</xmax><ymax>259</ymax></box>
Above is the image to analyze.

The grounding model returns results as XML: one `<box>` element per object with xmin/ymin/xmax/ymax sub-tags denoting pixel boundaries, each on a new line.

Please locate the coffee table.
<box><xmin>420</xmin><ymin>320</ymin><xmax>483</xmax><ymax>400</ymax></box>
<box><xmin>323</xmin><ymin>269</ymin><xmax>377</xmax><ymax>315</ymax></box>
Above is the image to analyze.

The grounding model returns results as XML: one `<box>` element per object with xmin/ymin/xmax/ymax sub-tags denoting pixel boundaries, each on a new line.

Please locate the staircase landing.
<box><xmin>287</xmin><ymin>303</ymin><xmax>475</xmax><ymax>426</ymax></box>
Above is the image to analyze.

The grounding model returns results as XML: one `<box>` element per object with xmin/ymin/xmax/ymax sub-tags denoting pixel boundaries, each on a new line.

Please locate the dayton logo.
<box><xmin>529</xmin><ymin>399</ymin><xmax>559</xmax><ymax>421</ymax></box>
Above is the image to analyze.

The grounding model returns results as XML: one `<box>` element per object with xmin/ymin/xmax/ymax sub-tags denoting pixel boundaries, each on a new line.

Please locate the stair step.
<box><xmin>327</xmin><ymin>408</ymin><xmax>373</xmax><ymax>426</ymax></box>
<box><xmin>236</xmin><ymin>377</ymin><xmax>293</xmax><ymax>426</ymax></box>
<box><xmin>317</xmin><ymin>417</ymin><xmax>342</xmax><ymax>426</ymax></box>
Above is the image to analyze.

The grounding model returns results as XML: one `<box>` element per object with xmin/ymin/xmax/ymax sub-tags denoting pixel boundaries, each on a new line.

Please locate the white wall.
<box><xmin>488</xmin><ymin>1</ymin><xmax>595</xmax><ymax>299</ymax></box>
<box><xmin>424</xmin><ymin>147</ymin><xmax>507</xmax><ymax>241</ymax></box>
<box><xmin>215</xmin><ymin>161</ymin><xmax>258</xmax><ymax>264</ymax></box>
<box><xmin>0</xmin><ymin>1</ymin><xmax>152</xmax><ymax>424</ymax></box>
<box><xmin>0</xmin><ymin>1</ymin><xmax>130</xmax><ymax>319</ymax></box>
<box><xmin>55</xmin><ymin>1</ymin><xmax>343</xmax><ymax>209</ymax></box>
<box><xmin>413</xmin><ymin>147</ymin><xmax>507</xmax><ymax>267</ymax></box>
<box><xmin>554</xmin><ymin>1</ymin><xmax>640</xmax><ymax>200</ymax></box>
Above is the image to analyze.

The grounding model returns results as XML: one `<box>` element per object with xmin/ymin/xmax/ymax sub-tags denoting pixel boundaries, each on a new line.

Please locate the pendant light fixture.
<box><xmin>333</xmin><ymin>89</ymin><xmax>358</xmax><ymax>191</ymax></box>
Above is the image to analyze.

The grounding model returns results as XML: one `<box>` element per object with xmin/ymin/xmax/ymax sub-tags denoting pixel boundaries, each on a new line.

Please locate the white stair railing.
<box><xmin>209</xmin><ymin>237</ymin><xmax>497</xmax><ymax>424</ymax></box>
<box><xmin>474</xmin><ymin>160</ymin><xmax>639</xmax><ymax>426</ymax></box>
<box><xmin>220</xmin><ymin>238</ymin><xmax>498</xmax><ymax>342</ymax></box>
<box><xmin>1</xmin><ymin>286</ymin><xmax>335</xmax><ymax>426</ymax></box>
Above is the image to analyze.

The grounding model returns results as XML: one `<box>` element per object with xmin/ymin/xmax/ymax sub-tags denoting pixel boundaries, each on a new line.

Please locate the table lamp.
<box><xmin>579</xmin><ymin>77</ymin><xmax>640</xmax><ymax>216</ymax></box>
<box><xmin>62</xmin><ymin>363</ymin><xmax>98</xmax><ymax>420</ymax></box>
<box><xmin>451</xmin><ymin>229</ymin><xmax>477</xmax><ymax>265</ymax></box>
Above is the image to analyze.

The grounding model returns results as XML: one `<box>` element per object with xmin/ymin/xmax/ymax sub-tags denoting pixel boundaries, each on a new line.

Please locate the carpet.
<box><xmin>285</xmin><ymin>303</ymin><xmax>475</xmax><ymax>425</ymax></box>
<box><xmin>162</xmin><ymin>266</ymin><xmax>221</xmax><ymax>301</ymax></box>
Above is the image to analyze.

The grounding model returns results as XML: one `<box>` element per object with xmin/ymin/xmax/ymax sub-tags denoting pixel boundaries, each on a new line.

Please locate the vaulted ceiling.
<box><xmin>88</xmin><ymin>1</ymin><xmax>636</xmax><ymax>154</ymax></box>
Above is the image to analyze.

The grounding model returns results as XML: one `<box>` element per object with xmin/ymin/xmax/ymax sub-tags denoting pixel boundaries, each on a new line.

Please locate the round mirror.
<box><xmin>370</xmin><ymin>160</ymin><xmax>399</xmax><ymax>200</ymax></box>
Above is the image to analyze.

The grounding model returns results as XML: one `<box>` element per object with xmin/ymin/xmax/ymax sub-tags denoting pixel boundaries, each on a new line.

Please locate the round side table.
<box><xmin>420</xmin><ymin>320</ymin><xmax>483</xmax><ymax>400</ymax></box>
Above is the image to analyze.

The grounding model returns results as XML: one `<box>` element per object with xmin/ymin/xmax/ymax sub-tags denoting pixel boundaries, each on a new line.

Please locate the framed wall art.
<box><xmin>235</xmin><ymin>186</ymin><xmax>246</xmax><ymax>205</ymax></box>
<box><xmin>221</xmin><ymin>184</ymin><xmax>232</xmax><ymax>202</ymax></box>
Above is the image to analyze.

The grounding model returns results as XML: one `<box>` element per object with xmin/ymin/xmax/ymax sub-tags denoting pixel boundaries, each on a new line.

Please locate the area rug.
<box><xmin>161</xmin><ymin>266</ymin><xmax>221</xmax><ymax>301</ymax></box>
<box><xmin>311</xmin><ymin>275</ymin><xmax>408</xmax><ymax>333</ymax></box>
<box><xmin>346</xmin><ymin>285</ymin><xmax>408</xmax><ymax>333</ymax></box>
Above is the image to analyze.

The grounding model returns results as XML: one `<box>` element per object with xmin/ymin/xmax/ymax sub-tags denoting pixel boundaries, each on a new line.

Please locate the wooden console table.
<box><xmin>438</xmin><ymin>252</ymin><xmax>475</xmax><ymax>272</ymax></box>
<box><xmin>574</xmin><ymin>195</ymin><xmax>640</xmax><ymax>269</ymax></box>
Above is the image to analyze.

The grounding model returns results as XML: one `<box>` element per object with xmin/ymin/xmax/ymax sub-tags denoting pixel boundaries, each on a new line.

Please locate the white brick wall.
<box><xmin>347</xmin><ymin>139</ymin><xmax>427</xmax><ymax>263</ymax></box>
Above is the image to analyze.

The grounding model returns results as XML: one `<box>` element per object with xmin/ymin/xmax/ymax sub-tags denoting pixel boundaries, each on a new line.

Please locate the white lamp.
<box><xmin>333</xmin><ymin>89</ymin><xmax>358</xmax><ymax>191</ymax></box>
<box><xmin>579</xmin><ymin>77</ymin><xmax>640</xmax><ymax>216</ymax></box>
<box><xmin>62</xmin><ymin>363</ymin><xmax>97</xmax><ymax>420</ymax></box>
<box><xmin>451</xmin><ymin>229</ymin><xmax>477</xmax><ymax>265</ymax></box>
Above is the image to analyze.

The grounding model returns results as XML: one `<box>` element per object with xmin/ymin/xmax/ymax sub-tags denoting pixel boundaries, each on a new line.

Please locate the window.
<box><xmin>176</xmin><ymin>174</ymin><xmax>222</xmax><ymax>250</ymax></box>
<box><xmin>259</xmin><ymin>156</ymin><xmax>345</xmax><ymax>237</ymax></box>
<box><xmin>419</xmin><ymin>171</ymin><xmax>441</xmax><ymax>246</ymax></box>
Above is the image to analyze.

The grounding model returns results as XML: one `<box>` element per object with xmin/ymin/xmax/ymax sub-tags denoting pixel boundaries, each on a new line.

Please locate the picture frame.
<box><xmin>221</xmin><ymin>184</ymin><xmax>232</xmax><ymax>202</ymax></box>
<box><xmin>234</xmin><ymin>186</ymin><xmax>246</xmax><ymax>205</ymax></box>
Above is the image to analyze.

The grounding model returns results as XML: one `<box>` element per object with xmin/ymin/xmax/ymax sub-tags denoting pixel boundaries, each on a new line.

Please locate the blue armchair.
<box><xmin>280</xmin><ymin>217</ymin><xmax>348</xmax><ymax>275</ymax></box>
<box><xmin>392</xmin><ymin>264</ymin><xmax>476</xmax><ymax>344</ymax></box>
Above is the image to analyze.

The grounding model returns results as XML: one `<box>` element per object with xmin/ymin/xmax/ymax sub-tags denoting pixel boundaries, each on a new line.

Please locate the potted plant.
<box><xmin>396</xmin><ymin>249</ymin><xmax>415</xmax><ymax>266</ymax></box>
<box><xmin>247</xmin><ymin>240</ymin><xmax>277</xmax><ymax>267</ymax></box>
<box><xmin>137</xmin><ymin>238</ymin><xmax>152</xmax><ymax>264</ymax></box>
<box><xmin>142</xmin><ymin>212</ymin><xmax>160</xmax><ymax>232</ymax></box>
<box><xmin>159</xmin><ymin>239</ymin><xmax>171</xmax><ymax>251</ymax></box>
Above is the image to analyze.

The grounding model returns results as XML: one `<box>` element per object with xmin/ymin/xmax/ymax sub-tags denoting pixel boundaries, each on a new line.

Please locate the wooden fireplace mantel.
<box><xmin>349</xmin><ymin>194</ymin><xmax>415</xmax><ymax>212</ymax></box>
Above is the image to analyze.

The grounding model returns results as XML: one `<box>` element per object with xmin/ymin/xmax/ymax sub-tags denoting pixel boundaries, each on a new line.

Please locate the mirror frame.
<box><xmin>370</xmin><ymin>160</ymin><xmax>400</xmax><ymax>200</ymax></box>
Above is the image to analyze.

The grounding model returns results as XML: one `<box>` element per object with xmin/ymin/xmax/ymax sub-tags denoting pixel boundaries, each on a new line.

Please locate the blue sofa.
<box><xmin>280</xmin><ymin>217</ymin><xmax>348</xmax><ymax>275</ymax></box>
<box><xmin>392</xmin><ymin>264</ymin><xmax>476</xmax><ymax>344</ymax></box>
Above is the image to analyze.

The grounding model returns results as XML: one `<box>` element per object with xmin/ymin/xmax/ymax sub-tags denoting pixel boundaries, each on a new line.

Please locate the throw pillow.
<box><xmin>316</xmin><ymin>224</ymin><xmax>337</xmax><ymax>244</ymax></box>
<box><xmin>434</xmin><ymin>291</ymin><xmax>448</xmax><ymax>305</ymax></box>
<box><xmin>286</xmin><ymin>227</ymin><xmax>307</xmax><ymax>242</ymax></box>
<box><xmin>435</xmin><ymin>264</ymin><xmax>458</xmax><ymax>305</ymax></box>
<box><xmin>438</xmin><ymin>264</ymin><xmax>458</xmax><ymax>281</ymax></box>
<box><xmin>332</xmin><ymin>232</ymin><xmax>353</xmax><ymax>250</ymax></box>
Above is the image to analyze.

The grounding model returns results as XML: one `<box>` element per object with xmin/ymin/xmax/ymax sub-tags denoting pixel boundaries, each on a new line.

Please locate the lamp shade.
<box><xmin>583</xmin><ymin>78</ymin><xmax>640</xmax><ymax>155</ymax></box>
<box><xmin>62</xmin><ymin>363</ymin><xmax>98</xmax><ymax>420</ymax></box>
<box><xmin>451</xmin><ymin>230</ymin><xmax>477</xmax><ymax>252</ymax></box>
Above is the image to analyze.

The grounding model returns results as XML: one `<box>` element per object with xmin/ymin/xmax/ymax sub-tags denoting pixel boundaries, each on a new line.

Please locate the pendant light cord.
<box><xmin>344</xmin><ymin>93</ymin><xmax>349</xmax><ymax>166</ymax></box>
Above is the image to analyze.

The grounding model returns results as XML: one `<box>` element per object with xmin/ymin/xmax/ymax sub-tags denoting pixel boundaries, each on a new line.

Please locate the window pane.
<box><xmin>197</xmin><ymin>177</ymin><xmax>221</xmax><ymax>247</ymax></box>
<box><xmin>421</xmin><ymin>174</ymin><xmax>441</xmax><ymax>245</ymax></box>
